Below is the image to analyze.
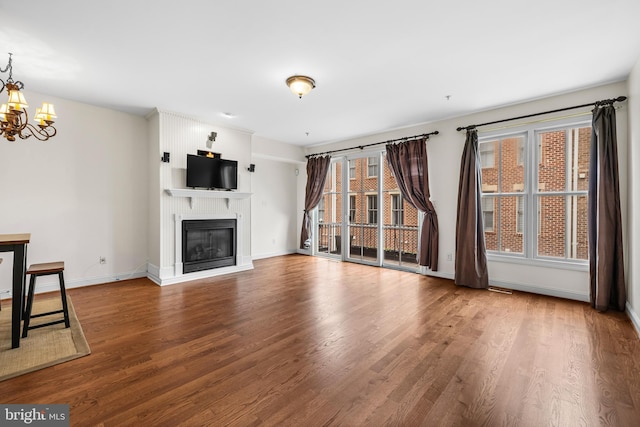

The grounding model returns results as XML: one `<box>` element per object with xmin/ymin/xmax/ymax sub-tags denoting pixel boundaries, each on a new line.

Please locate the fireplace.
<box><xmin>182</xmin><ymin>219</ymin><xmax>236</xmax><ymax>273</ymax></box>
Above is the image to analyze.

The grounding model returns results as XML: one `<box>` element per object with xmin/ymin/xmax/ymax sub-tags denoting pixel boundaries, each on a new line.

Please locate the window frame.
<box><xmin>317</xmin><ymin>197</ymin><xmax>325</xmax><ymax>223</ymax></box>
<box><xmin>390</xmin><ymin>193</ymin><xmax>404</xmax><ymax>226</ymax></box>
<box><xmin>367</xmin><ymin>156</ymin><xmax>379</xmax><ymax>178</ymax></box>
<box><xmin>517</xmin><ymin>139</ymin><xmax>525</xmax><ymax>165</ymax></box>
<box><xmin>349</xmin><ymin>194</ymin><xmax>356</xmax><ymax>223</ymax></box>
<box><xmin>515</xmin><ymin>196</ymin><xmax>524</xmax><ymax>234</ymax></box>
<box><xmin>478</xmin><ymin>116</ymin><xmax>591</xmax><ymax>271</ymax></box>
<box><xmin>479</xmin><ymin>142</ymin><xmax>495</xmax><ymax>168</ymax></box>
<box><xmin>366</xmin><ymin>194</ymin><xmax>378</xmax><ymax>224</ymax></box>
<box><xmin>482</xmin><ymin>195</ymin><xmax>495</xmax><ymax>233</ymax></box>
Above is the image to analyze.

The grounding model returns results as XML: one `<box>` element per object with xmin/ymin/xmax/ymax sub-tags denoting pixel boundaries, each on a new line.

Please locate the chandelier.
<box><xmin>0</xmin><ymin>53</ymin><xmax>57</xmax><ymax>141</ymax></box>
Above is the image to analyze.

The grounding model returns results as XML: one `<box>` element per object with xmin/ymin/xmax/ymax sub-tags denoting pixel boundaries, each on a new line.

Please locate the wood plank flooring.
<box><xmin>2</xmin><ymin>254</ymin><xmax>639</xmax><ymax>426</ymax></box>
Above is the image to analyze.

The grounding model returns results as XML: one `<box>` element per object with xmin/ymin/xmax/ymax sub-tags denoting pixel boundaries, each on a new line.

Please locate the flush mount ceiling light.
<box><xmin>0</xmin><ymin>53</ymin><xmax>57</xmax><ymax>142</ymax></box>
<box><xmin>286</xmin><ymin>75</ymin><xmax>316</xmax><ymax>99</ymax></box>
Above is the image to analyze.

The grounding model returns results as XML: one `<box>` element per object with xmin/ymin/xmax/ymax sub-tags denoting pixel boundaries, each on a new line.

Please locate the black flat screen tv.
<box><xmin>186</xmin><ymin>154</ymin><xmax>238</xmax><ymax>190</ymax></box>
<box><xmin>186</xmin><ymin>154</ymin><xmax>214</xmax><ymax>189</ymax></box>
<box><xmin>214</xmin><ymin>158</ymin><xmax>238</xmax><ymax>190</ymax></box>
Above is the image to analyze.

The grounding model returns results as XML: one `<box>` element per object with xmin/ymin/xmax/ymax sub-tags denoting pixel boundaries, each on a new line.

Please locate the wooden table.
<box><xmin>0</xmin><ymin>233</ymin><xmax>30</xmax><ymax>348</ymax></box>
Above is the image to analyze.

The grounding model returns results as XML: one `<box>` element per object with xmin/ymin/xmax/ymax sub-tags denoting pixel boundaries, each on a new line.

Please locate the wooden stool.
<box><xmin>22</xmin><ymin>261</ymin><xmax>70</xmax><ymax>338</ymax></box>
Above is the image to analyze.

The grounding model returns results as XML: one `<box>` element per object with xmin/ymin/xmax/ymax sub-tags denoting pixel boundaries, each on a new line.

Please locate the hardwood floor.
<box><xmin>2</xmin><ymin>254</ymin><xmax>639</xmax><ymax>426</ymax></box>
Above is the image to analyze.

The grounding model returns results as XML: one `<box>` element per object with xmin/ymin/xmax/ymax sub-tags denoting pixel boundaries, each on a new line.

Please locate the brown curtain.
<box><xmin>454</xmin><ymin>129</ymin><xmax>489</xmax><ymax>289</ymax></box>
<box><xmin>300</xmin><ymin>155</ymin><xmax>332</xmax><ymax>249</ymax></box>
<box><xmin>385</xmin><ymin>138</ymin><xmax>439</xmax><ymax>270</ymax></box>
<box><xmin>588</xmin><ymin>104</ymin><xmax>626</xmax><ymax>311</ymax></box>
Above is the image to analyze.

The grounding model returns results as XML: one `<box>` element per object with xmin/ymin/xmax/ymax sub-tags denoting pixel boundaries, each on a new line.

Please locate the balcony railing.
<box><xmin>317</xmin><ymin>222</ymin><xmax>419</xmax><ymax>267</ymax></box>
<box><xmin>317</xmin><ymin>222</ymin><xmax>342</xmax><ymax>254</ymax></box>
<box><xmin>382</xmin><ymin>225</ymin><xmax>418</xmax><ymax>266</ymax></box>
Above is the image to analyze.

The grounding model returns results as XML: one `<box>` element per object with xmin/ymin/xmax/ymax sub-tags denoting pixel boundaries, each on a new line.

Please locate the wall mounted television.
<box><xmin>186</xmin><ymin>154</ymin><xmax>238</xmax><ymax>190</ymax></box>
<box><xmin>214</xmin><ymin>158</ymin><xmax>238</xmax><ymax>190</ymax></box>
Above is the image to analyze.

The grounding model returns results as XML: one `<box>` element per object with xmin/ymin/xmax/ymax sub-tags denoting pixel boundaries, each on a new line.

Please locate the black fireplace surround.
<box><xmin>182</xmin><ymin>219</ymin><xmax>236</xmax><ymax>273</ymax></box>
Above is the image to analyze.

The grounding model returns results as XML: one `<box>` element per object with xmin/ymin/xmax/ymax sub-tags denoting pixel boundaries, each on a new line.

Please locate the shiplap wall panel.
<box><xmin>158</xmin><ymin>111</ymin><xmax>252</xmax><ymax>269</ymax></box>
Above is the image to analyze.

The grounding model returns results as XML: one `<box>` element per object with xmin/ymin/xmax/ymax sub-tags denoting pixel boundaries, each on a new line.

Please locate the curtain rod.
<box><xmin>456</xmin><ymin>96</ymin><xmax>627</xmax><ymax>132</ymax></box>
<box><xmin>305</xmin><ymin>131</ymin><xmax>439</xmax><ymax>159</ymax></box>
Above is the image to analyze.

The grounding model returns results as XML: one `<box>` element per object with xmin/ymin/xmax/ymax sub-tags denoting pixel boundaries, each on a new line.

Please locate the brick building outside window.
<box><xmin>479</xmin><ymin>119</ymin><xmax>591</xmax><ymax>263</ymax></box>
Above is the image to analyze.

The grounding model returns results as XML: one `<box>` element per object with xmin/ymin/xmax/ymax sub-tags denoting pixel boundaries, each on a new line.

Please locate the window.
<box><xmin>367</xmin><ymin>157</ymin><xmax>379</xmax><ymax>177</ymax></box>
<box><xmin>535</xmin><ymin>125</ymin><xmax>590</xmax><ymax>260</ymax></box>
<box><xmin>391</xmin><ymin>194</ymin><xmax>404</xmax><ymax>225</ymax></box>
<box><xmin>517</xmin><ymin>140</ymin><xmax>525</xmax><ymax>165</ymax></box>
<box><xmin>479</xmin><ymin>142</ymin><xmax>495</xmax><ymax>168</ymax></box>
<box><xmin>479</xmin><ymin>120</ymin><xmax>591</xmax><ymax>263</ymax></box>
<box><xmin>349</xmin><ymin>195</ymin><xmax>356</xmax><ymax>223</ymax></box>
<box><xmin>349</xmin><ymin>163</ymin><xmax>356</xmax><ymax>179</ymax></box>
<box><xmin>479</xmin><ymin>135</ymin><xmax>525</xmax><ymax>254</ymax></box>
<box><xmin>482</xmin><ymin>196</ymin><xmax>494</xmax><ymax>232</ymax></box>
<box><xmin>317</xmin><ymin>197</ymin><xmax>325</xmax><ymax>223</ymax></box>
<box><xmin>367</xmin><ymin>195</ymin><xmax>378</xmax><ymax>224</ymax></box>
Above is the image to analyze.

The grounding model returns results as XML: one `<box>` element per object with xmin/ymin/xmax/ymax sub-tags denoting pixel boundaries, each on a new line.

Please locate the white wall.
<box><xmin>251</xmin><ymin>135</ymin><xmax>306</xmax><ymax>163</ymax></box>
<box><xmin>627</xmin><ymin>57</ymin><xmax>640</xmax><ymax>333</ymax></box>
<box><xmin>304</xmin><ymin>82</ymin><xmax>628</xmax><ymax>301</ymax></box>
<box><xmin>249</xmin><ymin>157</ymin><xmax>300</xmax><ymax>258</ymax></box>
<box><xmin>0</xmin><ymin>91</ymin><xmax>148</xmax><ymax>296</ymax></box>
<box><xmin>250</xmin><ymin>135</ymin><xmax>305</xmax><ymax>259</ymax></box>
<box><xmin>146</xmin><ymin>112</ymin><xmax>161</xmax><ymax>269</ymax></box>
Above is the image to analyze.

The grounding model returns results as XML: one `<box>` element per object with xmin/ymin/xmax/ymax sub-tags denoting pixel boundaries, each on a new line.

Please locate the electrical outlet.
<box><xmin>447</xmin><ymin>253</ymin><xmax>452</xmax><ymax>261</ymax></box>
<box><xmin>99</xmin><ymin>256</ymin><xmax>106</xmax><ymax>264</ymax></box>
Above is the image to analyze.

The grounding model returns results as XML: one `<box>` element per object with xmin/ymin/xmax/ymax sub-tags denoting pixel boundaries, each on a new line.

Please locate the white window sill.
<box><xmin>486</xmin><ymin>253</ymin><xmax>588</xmax><ymax>272</ymax></box>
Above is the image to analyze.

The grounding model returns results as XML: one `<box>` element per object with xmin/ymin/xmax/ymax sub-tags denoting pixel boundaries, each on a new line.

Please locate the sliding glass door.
<box><xmin>381</xmin><ymin>153</ymin><xmax>420</xmax><ymax>269</ymax></box>
<box><xmin>316</xmin><ymin>159</ymin><xmax>342</xmax><ymax>258</ymax></box>
<box><xmin>314</xmin><ymin>152</ymin><xmax>419</xmax><ymax>272</ymax></box>
<box><xmin>345</xmin><ymin>155</ymin><xmax>380</xmax><ymax>265</ymax></box>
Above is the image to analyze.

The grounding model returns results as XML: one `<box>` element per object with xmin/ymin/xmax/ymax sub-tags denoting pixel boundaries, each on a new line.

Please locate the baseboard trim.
<box><xmin>487</xmin><ymin>278</ymin><xmax>590</xmax><ymax>302</ymax></box>
<box><xmin>152</xmin><ymin>262</ymin><xmax>254</xmax><ymax>286</ymax></box>
<box><xmin>626</xmin><ymin>302</ymin><xmax>640</xmax><ymax>340</ymax></box>
<box><xmin>423</xmin><ymin>270</ymin><xmax>455</xmax><ymax>280</ymax></box>
<box><xmin>252</xmin><ymin>250</ymin><xmax>296</xmax><ymax>260</ymax></box>
<box><xmin>420</xmin><ymin>269</ymin><xmax>590</xmax><ymax>302</ymax></box>
<box><xmin>0</xmin><ymin>271</ymin><xmax>149</xmax><ymax>298</ymax></box>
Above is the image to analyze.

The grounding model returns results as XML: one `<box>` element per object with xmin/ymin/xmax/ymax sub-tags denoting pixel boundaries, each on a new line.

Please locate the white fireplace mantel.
<box><xmin>165</xmin><ymin>188</ymin><xmax>252</xmax><ymax>208</ymax></box>
<box><xmin>152</xmin><ymin>212</ymin><xmax>254</xmax><ymax>286</ymax></box>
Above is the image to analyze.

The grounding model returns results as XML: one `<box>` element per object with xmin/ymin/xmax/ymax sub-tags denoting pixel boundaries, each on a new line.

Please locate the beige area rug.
<box><xmin>0</xmin><ymin>296</ymin><xmax>91</xmax><ymax>381</ymax></box>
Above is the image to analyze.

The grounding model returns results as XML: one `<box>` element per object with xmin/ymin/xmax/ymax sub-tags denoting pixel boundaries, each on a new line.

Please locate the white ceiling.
<box><xmin>1</xmin><ymin>0</ymin><xmax>640</xmax><ymax>146</ymax></box>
